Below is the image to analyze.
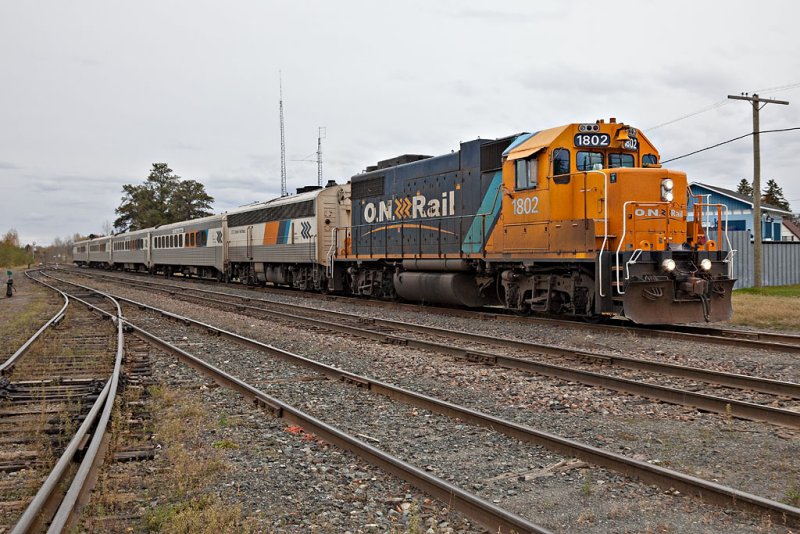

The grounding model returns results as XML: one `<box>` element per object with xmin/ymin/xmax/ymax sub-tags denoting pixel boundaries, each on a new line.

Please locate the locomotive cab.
<box><xmin>497</xmin><ymin>120</ymin><xmax>735</xmax><ymax>324</ymax></box>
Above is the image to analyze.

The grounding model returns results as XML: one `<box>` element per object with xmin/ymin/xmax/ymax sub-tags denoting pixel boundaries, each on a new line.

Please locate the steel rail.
<box><xmin>642</xmin><ymin>322</ymin><xmax>800</xmax><ymax>348</ymax></box>
<box><xmin>53</xmin><ymin>271</ymin><xmax>800</xmax><ymax>427</ymax></box>
<box><xmin>62</xmin><ymin>266</ymin><xmax>800</xmax><ymax>354</ymax></box>
<box><xmin>40</xmin><ymin>276</ymin><xmax>547</xmax><ymax>533</ymax></box>
<box><xmin>11</xmin><ymin>274</ymin><xmax>122</xmax><ymax>534</ymax></box>
<box><xmin>42</xmin><ymin>272</ymin><xmax>800</xmax><ymax>528</ymax></box>
<box><xmin>46</xmin><ymin>282</ymin><xmax>125</xmax><ymax>533</ymax></box>
<box><xmin>0</xmin><ymin>270</ymin><xmax>69</xmax><ymax>374</ymax></box>
<box><xmin>58</xmin><ymin>268</ymin><xmax>800</xmax><ymax>398</ymax></box>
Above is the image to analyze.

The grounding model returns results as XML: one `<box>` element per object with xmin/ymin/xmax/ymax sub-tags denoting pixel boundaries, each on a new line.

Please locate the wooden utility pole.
<box><xmin>727</xmin><ymin>93</ymin><xmax>789</xmax><ymax>287</ymax></box>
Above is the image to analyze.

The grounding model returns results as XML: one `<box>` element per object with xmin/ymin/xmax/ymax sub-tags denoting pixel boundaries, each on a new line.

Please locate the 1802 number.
<box><xmin>513</xmin><ymin>196</ymin><xmax>539</xmax><ymax>215</ymax></box>
<box><xmin>574</xmin><ymin>133</ymin><xmax>610</xmax><ymax>147</ymax></box>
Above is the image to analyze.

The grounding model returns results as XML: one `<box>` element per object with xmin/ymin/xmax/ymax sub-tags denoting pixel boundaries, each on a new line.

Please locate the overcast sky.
<box><xmin>2</xmin><ymin>0</ymin><xmax>799</xmax><ymax>245</ymax></box>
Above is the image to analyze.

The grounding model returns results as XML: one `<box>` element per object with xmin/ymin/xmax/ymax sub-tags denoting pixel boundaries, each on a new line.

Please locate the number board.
<box><xmin>623</xmin><ymin>139</ymin><xmax>639</xmax><ymax>151</ymax></box>
<box><xmin>574</xmin><ymin>133</ymin><xmax>610</xmax><ymax>147</ymax></box>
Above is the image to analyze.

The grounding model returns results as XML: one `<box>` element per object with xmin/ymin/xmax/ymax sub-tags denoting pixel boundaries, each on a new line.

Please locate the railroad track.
<box><xmin>39</xmin><ymin>270</ymin><xmax>800</xmax><ymax>530</ymax></box>
<box><xmin>41</xmin><ymin>272</ymin><xmax>546</xmax><ymax>533</ymax></box>
<box><xmin>1</xmin><ymin>271</ymin><xmax>124</xmax><ymax>533</ymax></box>
<box><xmin>62</xmin><ymin>266</ymin><xmax>800</xmax><ymax>354</ymax></box>
<box><xmin>55</xmin><ymin>268</ymin><xmax>800</xmax><ymax>428</ymax></box>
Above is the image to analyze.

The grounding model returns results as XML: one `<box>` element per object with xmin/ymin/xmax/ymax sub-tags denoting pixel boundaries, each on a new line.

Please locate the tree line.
<box><xmin>113</xmin><ymin>163</ymin><xmax>214</xmax><ymax>233</ymax></box>
<box><xmin>736</xmin><ymin>178</ymin><xmax>792</xmax><ymax>211</ymax></box>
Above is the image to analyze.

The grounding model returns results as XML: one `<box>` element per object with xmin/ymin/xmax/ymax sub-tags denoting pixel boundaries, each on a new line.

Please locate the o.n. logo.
<box><xmin>364</xmin><ymin>191</ymin><xmax>456</xmax><ymax>223</ymax></box>
<box><xmin>634</xmin><ymin>208</ymin><xmax>684</xmax><ymax>217</ymax></box>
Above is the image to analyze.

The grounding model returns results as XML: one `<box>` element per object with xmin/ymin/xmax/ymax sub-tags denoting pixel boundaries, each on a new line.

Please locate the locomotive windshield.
<box><xmin>608</xmin><ymin>153</ymin><xmax>635</xmax><ymax>168</ymax></box>
<box><xmin>577</xmin><ymin>151</ymin><xmax>603</xmax><ymax>171</ymax></box>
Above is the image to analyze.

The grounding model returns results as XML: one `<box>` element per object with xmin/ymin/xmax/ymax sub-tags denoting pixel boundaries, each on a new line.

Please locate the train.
<box><xmin>73</xmin><ymin>119</ymin><xmax>736</xmax><ymax>324</ymax></box>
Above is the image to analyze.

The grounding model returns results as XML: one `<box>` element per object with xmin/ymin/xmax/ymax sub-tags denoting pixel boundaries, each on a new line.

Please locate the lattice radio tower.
<box><xmin>317</xmin><ymin>127</ymin><xmax>326</xmax><ymax>186</ymax></box>
<box><xmin>279</xmin><ymin>72</ymin><xmax>287</xmax><ymax>197</ymax></box>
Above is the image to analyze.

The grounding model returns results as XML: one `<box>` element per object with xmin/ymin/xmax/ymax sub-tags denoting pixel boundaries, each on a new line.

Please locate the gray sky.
<box><xmin>2</xmin><ymin>0</ymin><xmax>799</xmax><ymax>245</ymax></box>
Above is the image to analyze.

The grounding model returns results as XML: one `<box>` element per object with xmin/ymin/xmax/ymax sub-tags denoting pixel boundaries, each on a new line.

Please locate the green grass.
<box><xmin>734</xmin><ymin>284</ymin><xmax>800</xmax><ymax>298</ymax></box>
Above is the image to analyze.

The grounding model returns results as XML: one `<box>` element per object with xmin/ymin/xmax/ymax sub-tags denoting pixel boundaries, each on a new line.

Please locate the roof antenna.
<box><xmin>279</xmin><ymin>71</ymin><xmax>287</xmax><ymax>197</ymax></box>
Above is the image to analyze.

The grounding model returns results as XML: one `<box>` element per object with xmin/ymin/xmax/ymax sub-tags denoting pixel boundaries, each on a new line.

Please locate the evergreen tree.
<box><xmin>736</xmin><ymin>178</ymin><xmax>753</xmax><ymax>197</ymax></box>
<box><xmin>762</xmin><ymin>179</ymin><xmax>791</xmax><ymax>211</ymax></box>
<box><xmin>114</xmin><ymin>163</ymin><xmax>214</xmax><ymax>232</ymax></box>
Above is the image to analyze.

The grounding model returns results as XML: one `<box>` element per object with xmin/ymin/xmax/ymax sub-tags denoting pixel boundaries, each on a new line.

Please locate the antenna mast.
<box><xmin>279</xmin><ymin>72</ymin><xmax>287</xmax><ymax>197</ymax></box>
<box><xmin>317</xmin><ymin>127</ymin><xmax>326</xmax><ymax>186</ymax></box>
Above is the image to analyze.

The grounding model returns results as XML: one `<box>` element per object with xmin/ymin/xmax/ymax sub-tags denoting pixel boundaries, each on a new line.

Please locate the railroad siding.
<box><xmin>723</xmin><ymin>230</ymin><xmax>800</xmax><ymax>288</ymax></box>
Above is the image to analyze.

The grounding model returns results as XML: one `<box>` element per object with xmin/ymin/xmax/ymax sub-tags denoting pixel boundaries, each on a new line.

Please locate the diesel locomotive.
<box><xmin>73</xmin><ymin>119</ymin><xmax>735</xmax><ymax>324</ymax></box>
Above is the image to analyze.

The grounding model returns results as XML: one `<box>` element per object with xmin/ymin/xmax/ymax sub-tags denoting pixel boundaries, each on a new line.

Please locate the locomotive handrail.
<box><xmin>614</xmin><ymin>201</ymin><xmax>671</xmax><ymax>294</ymax></box>
<box><xmin>581</xmin><ymin>171</ymin><xmax>609</xmax><ymax>297</ymax></box>
<box><xmin>690</xmin><ymin>197</ymin><xmax>736</xmax><ymax>277</ymax></box>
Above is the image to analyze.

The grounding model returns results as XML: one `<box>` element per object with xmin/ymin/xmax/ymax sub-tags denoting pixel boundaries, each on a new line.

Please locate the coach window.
<box><xmin>577</xmin><ymin>151</ymin><xmax>603</xmax><ymax>171</ymax></box>
<box><xmin>179</xmin><ymin>235</ymin><xmax>183</xmax><ymax>247</ymax></box>
<box><xmin>608</xmin><ymin>153</ymin><xmax>635</xmax><ymax>168</ymax></box>
<box><xmin>515</xmin><ymin>157</ymin><xmax>538</xmax><ymax>190</ymax></box>
<box><xmin>642</xmin><ymin>153</ymin><xmax>658</xmax><ymax>166</ymax></box>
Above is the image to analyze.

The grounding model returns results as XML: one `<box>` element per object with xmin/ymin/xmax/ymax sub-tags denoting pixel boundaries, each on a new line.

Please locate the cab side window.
<box><xmin>553</xmin><ymin>148</ymin><xmax>570</xmax><ymax>177</ymax></box>
<box><xmin>642</xmin><ymin>154</ymin><xmax>658</xmax><ymax>166</ymax></box>
<box><xmin>514</xmin><ymin>157</ymin><xmax>538</xmax><ymax>190</ymax></box>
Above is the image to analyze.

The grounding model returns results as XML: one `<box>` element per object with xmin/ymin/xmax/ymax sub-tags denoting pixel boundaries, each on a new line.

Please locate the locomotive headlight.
<box><xmin>700</xmin><ymin>258</ymin><xmax>712</xmax><ymax>271</ymax></box>
<box><xmin>661</xmin><ymin>258</ymin><xmax>676</xmax><ymax>272</ymax></box>
<box><xmin>661</xmin><ymin>178</ymin><xmax>674</xmax><ymax>202</ymax></box>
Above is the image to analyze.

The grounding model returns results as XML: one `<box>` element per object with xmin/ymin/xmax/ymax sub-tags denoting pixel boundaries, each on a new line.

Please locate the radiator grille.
<box><xmin>352</xmin><ymin>176</ymin><xmax>385</xmax><ymax>199</ymax></box>
<box><xmin>480</xmin><ymin>136</ymin><xmax>517</xmax><ymax>171</ymax></box>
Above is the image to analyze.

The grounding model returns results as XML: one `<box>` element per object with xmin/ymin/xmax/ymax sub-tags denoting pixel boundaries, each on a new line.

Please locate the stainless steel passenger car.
<box><xmin>110</xmin><ymin>229</ymin><xmax>150</xmax><ymax>271</ymax></box>
<box><xmin>150</xmin><ymin>215</ymin><xmax>225</xmax><ymax>278</ymax></box>
<box><xmin>73</xmin><ymin>236</ymin><xmax>112</xmax><ymax>267</ymax></box>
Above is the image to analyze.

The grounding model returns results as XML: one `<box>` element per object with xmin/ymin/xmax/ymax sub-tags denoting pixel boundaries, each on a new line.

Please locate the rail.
<box><xmin>41</xmin><ymin>270</ymin><xmax>800</xmax><ymax>528</ymax></box>
<box><xmin>12</xmin><ymin>273</ymin><xmax>125</xmax><ymax>534</ymax></box>
<box><xmin>39</xmin><ymin>272</ymin><xmax>546</xmax><ymax>533</ymax></box>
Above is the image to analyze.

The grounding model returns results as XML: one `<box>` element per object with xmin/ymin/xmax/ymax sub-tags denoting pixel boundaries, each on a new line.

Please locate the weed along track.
<box><xmin>34</xmin><ymin>271</ymin><xmax>800</xmax><ymax>532</ymax></box>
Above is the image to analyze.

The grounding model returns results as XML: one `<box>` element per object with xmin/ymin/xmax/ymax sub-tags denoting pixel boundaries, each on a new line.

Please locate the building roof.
<box><xmin>690</xmin><ymin>182</ymin><xmax>793</xmax><ymax>215</ymax></box>
<box><xmin>783</xmin><ymin>217</ymin><xmax>800</xmax><ymax>239</ymax></box>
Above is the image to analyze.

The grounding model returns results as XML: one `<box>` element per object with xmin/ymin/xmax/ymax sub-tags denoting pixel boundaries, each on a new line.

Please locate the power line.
<box><xmin>661</xmin><ymin>127</ymin><xmax>800</xmax><ymax>164</ymax></box>
<box><xmin>752</xmin><ymin>81</ymin><xmax>800</xmax><ymax>94</ymax></box>
<box><xmin>646</xmin><ymin>81</ymin><xmax>800</xmax><ymax>132</ymax></box>
<box><xmin>646</xmin><ymin>100</ymin><xmax>732</xmax><ymax>131</ymax></box>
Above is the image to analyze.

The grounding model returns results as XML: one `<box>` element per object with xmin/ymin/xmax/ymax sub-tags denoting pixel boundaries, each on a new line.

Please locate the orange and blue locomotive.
<box><xmin>338</xmin><ymin>119</ymin><xmax>735</xmax><ymax>324</ymax></box>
